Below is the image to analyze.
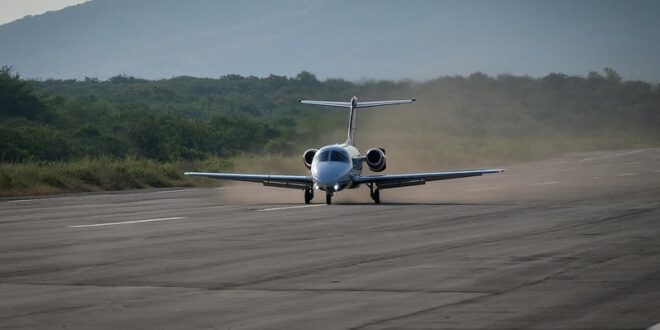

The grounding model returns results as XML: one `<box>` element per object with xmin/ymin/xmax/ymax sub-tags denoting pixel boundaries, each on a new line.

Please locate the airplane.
<box><xmin>185</xmin><ymin>96</ymin><xmax>503</xmax><ymax>205</ymax></box>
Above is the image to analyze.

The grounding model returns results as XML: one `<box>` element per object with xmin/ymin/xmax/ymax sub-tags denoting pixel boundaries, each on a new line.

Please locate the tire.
<box><xmin>372</xmin><ymin>189</ymin><xmax>381</xmax><ymax>204</ymax></box>
<box><xmin>326</xmin><ymin>193</ymin><xmax>332</xmax><ymax>205</ymax></box>
<box><xmin>304</xmin><ymin>189</ymin><xmax>313</xmax><ymax>204</ymax></box>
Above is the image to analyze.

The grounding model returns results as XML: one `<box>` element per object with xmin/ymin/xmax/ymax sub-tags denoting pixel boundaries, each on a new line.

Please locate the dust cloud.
<box><xmin>212</xmin><ymin>148</ymin><xmax>660</xmax><ymax>206</ymax></box>
<box><xmin>216</xmin><ymin>74</ymin><xmax>660</xmax><ymax>205</ymax></box>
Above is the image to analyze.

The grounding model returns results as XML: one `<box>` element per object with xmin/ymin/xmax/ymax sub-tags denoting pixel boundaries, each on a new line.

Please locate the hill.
<box><xmin>1</xmin><ymin>0</ymin><xmax>660</xmax><ymax>81</ymax></box>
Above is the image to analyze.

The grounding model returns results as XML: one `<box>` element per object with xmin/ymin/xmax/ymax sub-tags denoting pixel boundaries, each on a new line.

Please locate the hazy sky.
<box><xmin>0</xmin><ymin>0</ymin><xmax>88</xmax><ymax>25</ymax></box>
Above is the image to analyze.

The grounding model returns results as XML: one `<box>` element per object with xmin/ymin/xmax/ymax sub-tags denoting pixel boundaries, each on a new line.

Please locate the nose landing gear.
<box><xmin>326</xmin><ymin>192</ymin><xmax>332</xmax><ymax>205</ymax></box>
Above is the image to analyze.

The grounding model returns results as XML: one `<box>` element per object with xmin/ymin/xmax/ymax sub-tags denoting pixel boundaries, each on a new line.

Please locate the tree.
<box><xmin>0</xmin><ymin>66</ymin><xmax>49</xmax><ymax>120</ymax></box>
<box><xmin>127</xmin><ymin>114</ymin><xmax>168</xmax><ymax>160</ymax></box>
<box><xmin>603</xmin><ymin>67</ymin><xmax>622</xmax><ymax>84</ymax></box>
<box><xmin>295</xmin><ymin>71</ymin><xmax>319</xmax><ymax>84</ymax></box>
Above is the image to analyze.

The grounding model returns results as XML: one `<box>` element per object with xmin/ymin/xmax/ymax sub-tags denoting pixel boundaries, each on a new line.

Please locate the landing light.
<box><xmin>333</xmin><ymin>183</ymin><xmax>340</xmax><ymax>192</ymax></box>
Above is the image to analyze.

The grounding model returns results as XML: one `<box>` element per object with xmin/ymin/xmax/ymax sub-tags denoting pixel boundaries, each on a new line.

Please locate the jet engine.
<box><xmin>302</xmin><ymin>148</ymin><xmax>318</xmax><ymax>169</ymax></box>
<box><xmin>365</xmin><ymin>148</ymin><xmax>386</xmax><ymax>172</ymax></box>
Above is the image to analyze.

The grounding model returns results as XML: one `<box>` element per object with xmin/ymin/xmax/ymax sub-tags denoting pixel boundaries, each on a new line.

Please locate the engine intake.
<box><xmin>365</xmin><ymin>148</ymin><xmax>386</xmax><ymax>172</ymax></box>
<box><xmin>302</xmin><ymin>148</ymin><xmax>317</xmax><ymax>169</ymax></box>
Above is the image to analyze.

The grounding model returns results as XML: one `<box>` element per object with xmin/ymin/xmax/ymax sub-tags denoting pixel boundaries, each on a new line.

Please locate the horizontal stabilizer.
<box><xmin>297</xmin><ymin>99</ymin><xmax>416</xmax><ymax>109</ymax></box>
<box><xmin>297</xmin><ymin>100</ymin><xmax>351</xmax><ymax>108</ymax></box>
<box><xmin>298</xmin><ymin>96</ymin><xmax>416</xmax><ymax>145</ymax></box>
<box><xmin>356</xmin><ymin>99</ymin><xmax>416</xmax><ymax>108</ymax></box>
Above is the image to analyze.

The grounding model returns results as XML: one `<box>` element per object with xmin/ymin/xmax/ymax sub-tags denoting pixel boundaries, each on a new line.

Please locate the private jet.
<box><xmin>185</xmin><ymin>96</ymin><xmax>503</xmax><ymax>204</ymax></box>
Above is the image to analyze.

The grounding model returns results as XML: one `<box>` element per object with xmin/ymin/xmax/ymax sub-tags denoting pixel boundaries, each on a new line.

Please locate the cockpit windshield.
<box><xmin>330</xmin><ymin>151</ymin><xmax>349</xmax><ymax>163</ymax></box>
<box><xmin>317</xmin><ymin>150</ymin><xmax>350</xmax><ymax>163</ymax></box>
<box><xmin>317</xmin><ymin>151</ymin><xmax>330</xmax><ymax>162</ymax></box>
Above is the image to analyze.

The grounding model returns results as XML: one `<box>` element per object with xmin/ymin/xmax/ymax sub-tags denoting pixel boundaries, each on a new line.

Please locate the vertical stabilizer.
<box><xmin>347</xmin><ymin>96</ymin><xmax>358</xmax><ymax>145</ymax></box>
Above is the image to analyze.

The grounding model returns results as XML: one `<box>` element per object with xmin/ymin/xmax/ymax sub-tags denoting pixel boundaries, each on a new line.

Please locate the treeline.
<box><xmin>1</xmin><ymin>68</ymin><xmax>327</xmax><ymax>162</ymax></box>
<box><xmin>1</xmin><ymin>65</ymin><xmax>659</xmax><ymax>165</ymax></box>
<box><xmin>418</xmin><ymin>68</ymin><xmax>660</xmax><ymax>138</ymax></box>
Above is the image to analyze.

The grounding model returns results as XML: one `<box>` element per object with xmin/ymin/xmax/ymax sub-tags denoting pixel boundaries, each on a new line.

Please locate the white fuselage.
<box><xmin>311</xmin><ymin>144</ymin><xmax>362</xmax><ymax>193</ymax></box>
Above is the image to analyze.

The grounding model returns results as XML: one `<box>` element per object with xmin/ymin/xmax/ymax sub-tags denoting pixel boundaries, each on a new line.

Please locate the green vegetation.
<box><xmin>1</xmin><ymin>65</ymin><xmax>659</xmax><ymax>196</ymax></box>
<box><xmin>0</xmin><ymin>157</ymin><xmax>235</xmax><ymax>197</ymax></box>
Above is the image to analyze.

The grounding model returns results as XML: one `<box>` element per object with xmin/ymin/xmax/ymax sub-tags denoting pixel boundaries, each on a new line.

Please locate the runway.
<box><xmin>1</xmin><ymin>148</ymin><xmax>660</xmax><ymax>329</ymax></box>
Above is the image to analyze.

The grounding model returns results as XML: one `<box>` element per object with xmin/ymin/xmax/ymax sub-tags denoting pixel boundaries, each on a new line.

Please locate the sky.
<box><xmin>0</xmin><ymin>0</ymin><xmax>88</xmax><ymax>25</ymax></box>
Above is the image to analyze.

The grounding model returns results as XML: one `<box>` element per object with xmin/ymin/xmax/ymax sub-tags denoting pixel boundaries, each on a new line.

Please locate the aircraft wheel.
<box><xmin>326</xmin><ymin>193</ymin><xmax>332</xmax><ymax>205</ymax></box>
<box><xmin>304</xmin><ymin>189</ymin><xmax>313</xmax><ymax>204</ymax></box>
<box><xmin>371</xmin><ymin>189</ymin><xmax>381</xmax><ymax>204</ymax></box>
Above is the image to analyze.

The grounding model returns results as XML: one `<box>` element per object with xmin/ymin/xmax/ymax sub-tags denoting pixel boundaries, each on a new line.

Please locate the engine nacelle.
<box><xmin>302</xmin><ymin>148</ymin><xmax>318</xmax><ymax>169</ymax></box>
<box><xmin>365</xmin><ymin>148</ymin><xmax>386</xmax><ymax>172</ymax></box>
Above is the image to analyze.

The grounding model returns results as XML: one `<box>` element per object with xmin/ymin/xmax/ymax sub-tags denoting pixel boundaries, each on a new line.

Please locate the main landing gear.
<box><xmin>304</xmin><ymin>189</ymin><xmax>314</xmax><ymax>204</ymax></box>
<box><xmin>303</xmin><ymin>188</ymin><xmax>332</xmax><ymax>205</ymax></box>
<box><xmin>368</xmin><ymin>183</ymin><xmax>381</xmax><ymax>204</ymax></box>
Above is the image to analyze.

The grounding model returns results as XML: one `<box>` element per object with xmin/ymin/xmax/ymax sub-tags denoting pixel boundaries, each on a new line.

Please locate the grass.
<box><xmin>0</xmin><ymin>157</ymin><xmax>228</xmax><ymax>197</ymax></box>
<box><xmin>0</xmin><ymin>154</ymin><xmax>312</xmax><ymax>198</ymax></box>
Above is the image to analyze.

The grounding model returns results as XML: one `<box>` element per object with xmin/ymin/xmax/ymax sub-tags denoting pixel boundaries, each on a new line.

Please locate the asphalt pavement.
<box><xmin>1</xmin><ymin>148</ymin><xmax>659</xmax><ymax>329</ymax></box>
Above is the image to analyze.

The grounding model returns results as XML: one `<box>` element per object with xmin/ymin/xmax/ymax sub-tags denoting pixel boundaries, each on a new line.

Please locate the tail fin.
<box><xmin>297</xmin><ymin>96</ymin><xmax>416</xmax><ymax>145</ymax></box>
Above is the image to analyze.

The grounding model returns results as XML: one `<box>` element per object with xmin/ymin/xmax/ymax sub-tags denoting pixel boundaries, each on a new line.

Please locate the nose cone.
<box><xmin>312</xmin><ymin>162</ymin><xmax>351</xmax><ymax>191</ymax></box>
<box><xmin>315</xmin><ymin>167</ymin><xmax>340</xmax><ymax>187</ymax></box>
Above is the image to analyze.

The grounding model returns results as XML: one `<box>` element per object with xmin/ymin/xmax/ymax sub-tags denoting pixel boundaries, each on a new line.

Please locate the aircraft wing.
<box><xmin>184</xmin><ymin>172</ymin><xmax>313</xmax><ymax>190</ymax></box>
<box><xmin>356</xmin><ymin>99</ymin><xmax>416</xmax><ymax>108</ymax></box>
<box><xmin>297</xmin><ymin>100</ymin><xmax>351</xmax><ymax>108</ymax></box>
<box><xmin>353</xmin><ymin>169</ymin><xmax>503</xmax><ymax>189</ymax></box>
